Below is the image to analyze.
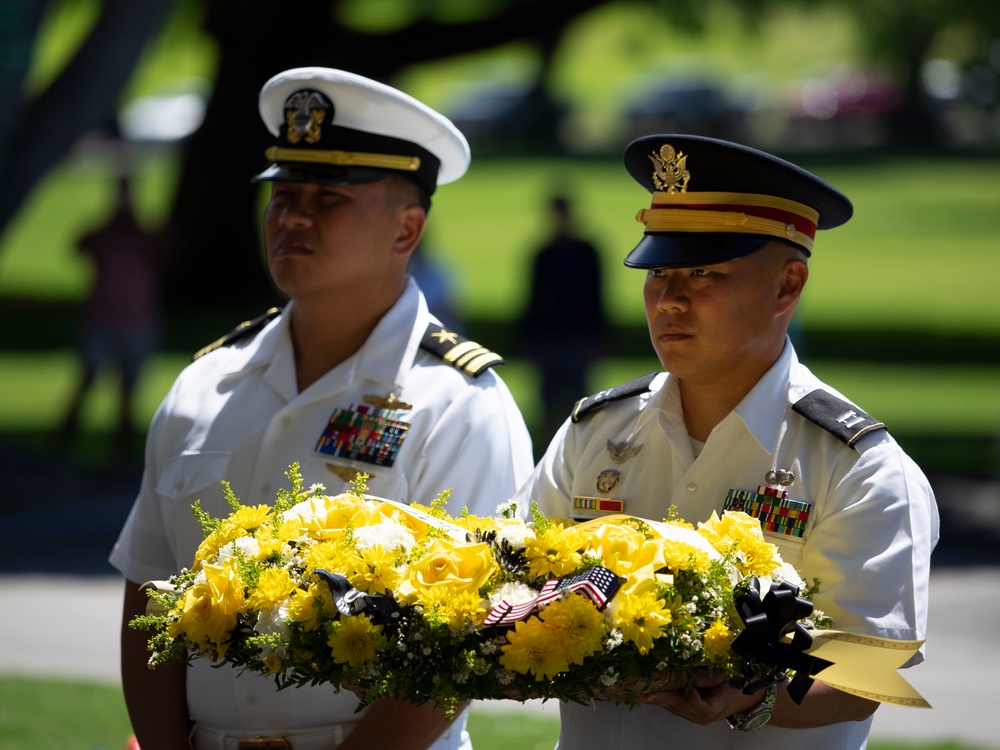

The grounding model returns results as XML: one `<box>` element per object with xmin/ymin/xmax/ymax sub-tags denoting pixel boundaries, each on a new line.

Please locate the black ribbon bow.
<box><xmin>314</xmin><ymin>570</ymin><xmax>403</xmax><ymax>630</ymax></box>
<box><xmin>730</xmin><ymin>577</ymin><xmax>832</xmax><ymax>704</ymax></box>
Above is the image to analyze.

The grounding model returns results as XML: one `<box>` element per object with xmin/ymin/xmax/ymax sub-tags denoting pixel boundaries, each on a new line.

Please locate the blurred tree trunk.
<box><xmin>0</xmin><ymin>0</ymin><xmax>174</xmax><ymax>240</ymax></box>
<box><xmin>162</xmin><ymin>0</ymin><xmax>608</xmax><ymax>311</ymax></box>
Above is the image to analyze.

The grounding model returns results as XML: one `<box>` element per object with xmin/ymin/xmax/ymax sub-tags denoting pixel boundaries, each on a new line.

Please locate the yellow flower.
<box><xmin>328</xmin><ymin>614</ymin><xmax>384</xmax><ymax>668</ymax></box>
<box><xmin>698</xmin><ymin>511</ymin><xmax>777</xmax><ymax>577</ymax></box>
<box><xmin>538</xmin><ymin>593</ymin><xmax>604</xmax><ymax>666</ymax></box>
<box><xmin>703</xmin><ymin>620</ymin><xmax>733</xmax><ymax>662</ymax></box>
<box><xmin>524</xmin><ymin>525</ymin><xmax>583</xmax><ymax>578</ymax></box>
<box><xmin>612</xmin><ymin>582</ymin><xmax>672</xmax><ymax>655</ymax></box>
<box><xmin>229</xmin><ymin>504</ymin><xmax>272</xmax><ymax>532</ymax></box>
<box><xmin>286</xmin><ymin>583</ymin><xmax>323</xmax><ymax>631</ymax></box>
<box><xmin>262</xmin><ymin>653</ymin><xmax>283</xmax><ymax>674</ymax></box>
<box><xmin>169</xmin><ymin>560</ymin><xmax>244</xmax><ymax>656</ymax></box>
<box><xmin>499</xmin><ymin>615</ymin><xmax>571</xmax><ymax>680</ymax></box>
<box><xmin>449</xmin><ymin>512</ymin><xmax>497</xmax><ymax>536</ymax></box>
<box><xmin>302</xmin><ymin>540</ymin><xmax>360</xmax><ymax>579</ymax></box>
<box><xmin>414</xmin><ymin>586</ymin><xmax>486</xmax><ymax>633</ymax></box>
<box><xmin>399</xmin><ymin>537</ymin><xmax>496</xmax><ymax>601</ymax></box>
<box><xmin>581</xmin><ymin>522</ymin><xmax>654</xmax><ymax>579</ymax></box>
<box><xmin>655</xmin><ymin>538</ymin><xmax>711</xmax><ymax>576</ymax></box>
<box><xmin>247</xmin><ymin>567</ymin><xmax>298</xmax><ymax>611</ymax></box>
<box><xmin>348</xmin><ymin>545</ymin><xmax>402</xmax><ymax>595</ymax></box>
<box><xmin>194</xmin><ymin>524</ymin><xmax>242</xmax><ymax>566</ymax></box>
<box><xmin>286</xmin><ymin>494</ymin><xmax>379</xmax><ymax>539</ymax></box>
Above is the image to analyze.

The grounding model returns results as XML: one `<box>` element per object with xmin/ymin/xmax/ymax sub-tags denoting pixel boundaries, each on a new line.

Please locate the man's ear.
<box><xmin>776</xmin><ymin>258</ymin><xmax>808</xmax><ymax>317</ymax></box>
<box><xmin>392</xmin><ymin>206</ymin><xmax>426</xmax><ymax>259</ymax></box>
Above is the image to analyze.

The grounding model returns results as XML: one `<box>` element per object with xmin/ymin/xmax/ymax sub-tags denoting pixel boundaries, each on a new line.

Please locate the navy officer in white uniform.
<box><xmin>112</xmin><ymin>67</ymin><xmax>534</xmax><ymax>750</ymax></box>
<box><xmin>511</xmin><ymin>135</ymin><xmax>938</xmax><ymax>750</ymax></box>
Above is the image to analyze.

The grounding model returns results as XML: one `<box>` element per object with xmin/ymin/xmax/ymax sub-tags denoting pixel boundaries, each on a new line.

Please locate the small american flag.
<box><xmin>483</xmin><ymin>566</ymin><xmax>623</xmax><ymax>628</ymax></box>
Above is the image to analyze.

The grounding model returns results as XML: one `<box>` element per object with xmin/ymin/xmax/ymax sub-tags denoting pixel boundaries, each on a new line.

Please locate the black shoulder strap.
<box><xmin>419</xmin><ymin>323</ymin><xmax>504</xmax><ymax>378</ymax></box>
<box><xmin>571</xmin><ymin>372</ymin><xmax>658</xmax><ymax>423</ymax></box>
<box><xmin>192</xmin><ymin>307</ymin><xmax>282</xmax><ymax>361</ymax></box>
<box><xmin>792</xmin><ymin>389</ymin><xmax>887</xmax><ymax>448</ymax></box>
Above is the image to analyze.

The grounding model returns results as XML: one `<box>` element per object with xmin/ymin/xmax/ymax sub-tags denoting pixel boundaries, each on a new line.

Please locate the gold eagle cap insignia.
<box><xmin>607</xmin><ymin>439</ymin><xmax>643</xmax><ymax>465</ymax></box>
<box><xmin>649</xmin><ymin>144</ymin><xmax>690</xmax><ymax>194</ymax></box>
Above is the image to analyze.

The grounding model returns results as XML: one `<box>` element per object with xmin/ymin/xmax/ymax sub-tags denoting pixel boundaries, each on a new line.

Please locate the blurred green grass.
<box><xmin>3</xmin><ymin>153</ymin><xmax>999</xmax><ymax>335</ymax></box>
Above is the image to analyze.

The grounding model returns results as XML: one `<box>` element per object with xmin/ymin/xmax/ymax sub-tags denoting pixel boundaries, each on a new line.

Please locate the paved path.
<box><xmin>1</xmin><ymin>567</ymin><xmax>996</xmax><ymax>748</ymax></box>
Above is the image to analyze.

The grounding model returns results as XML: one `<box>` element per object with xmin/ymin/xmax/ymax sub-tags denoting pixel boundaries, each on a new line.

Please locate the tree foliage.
<box><xmin>1</xmin><ymin>0</ymin><xmax>997</xmax><ymax>310</ymax></box>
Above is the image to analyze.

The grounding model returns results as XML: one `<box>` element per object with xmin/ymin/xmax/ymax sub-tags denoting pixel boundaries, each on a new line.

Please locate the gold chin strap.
<box><xmin>265</xmin><ymin>146</ymin><xmax>421</xmax><ymax>172</ymax></box>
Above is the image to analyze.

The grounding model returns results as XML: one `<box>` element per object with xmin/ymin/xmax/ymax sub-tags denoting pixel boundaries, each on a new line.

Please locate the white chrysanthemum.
<box><xmin>770</xmin><ymin>558</ymin><xmax>806</xmax><ymax>588</ymax></box>
<box><xmin>218</xmin><ymin>537</ymin><xmax>260</xmax><ymax>562</ymax></box>
<box><xmin>352</xmin><ymin>521</ymin><xmax>416</xmax><ymax>552</ymax></box>
<box><xmin>256</xmin><ymin>601</ymin><xmax>292</xmax><ymax>657</ymax></box>
<box><xmin>308</xmin><ymin>483</ymin><xmax>326</xmax><ymax>494</ymax></box>
<box><xmin>487</xmin><ymin>581</ymin><xmax>538</xmax><ymax>609</ymax></box>
<box><xmin>494</xmin><ymin>520</ymin><xmax>535</xmax><ymax>550</ymax></box>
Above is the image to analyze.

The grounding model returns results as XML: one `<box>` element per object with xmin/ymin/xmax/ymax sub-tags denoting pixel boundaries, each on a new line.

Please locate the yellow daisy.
<box><xmin>247</xmin><ymin>567</ymin><xmax>298</xmax><ymax>611</ymax></box>
<box><xmin>229</xmin><ymin>504</ymin><xmax>272</xmax><ymax>532</ymax></box>
<box><xmin>539</xmin><ymin>593</ymin><xmax>604</xmax><ymax>666</ymax></box>
<box><xmin>612</xmin><ymin>584</ymin><xmax>672</xmax><ymax>655</ymax></box>
<box><xmin>703</xmin><ymin>619</ymin><xmax>734</xmax><ymax>662</ymax></box>
<box><xmin>499</xmin><ymin>615</ymin><xmax>571</xmax><ymax>680</ymax></box>
<box><xmin>524</xmin><ymin>525</ymin><xmax>583</xmax><ymax>578</ymax></box>
<box><xmin>328</xmin><ymin>614</ymin><xmax>384</xmax><ymax>668</ymax></box>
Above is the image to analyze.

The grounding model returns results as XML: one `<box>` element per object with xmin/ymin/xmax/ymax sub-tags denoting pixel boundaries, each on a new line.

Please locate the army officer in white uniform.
<box><xmin>511</xmin><ymin>135</ymin><xmax>938</xmax><ymax>750</ymax></box>
<box><xmin>111</xmin><ymin>67</ymin><xmax>533</xmax><ymax>750</ymax></box>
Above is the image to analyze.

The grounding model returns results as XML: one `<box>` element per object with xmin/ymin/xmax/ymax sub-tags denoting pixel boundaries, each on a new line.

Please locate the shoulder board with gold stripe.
<box><xmin>571</xmin><ymin>372</ymin><xmax>658</xmax><ymax>423</ymax></box>
<box><xmin>192</xmin><ymin>307</ymin><xmax>282</xmax><ymax>361</ymax></box>
<box><xmin>419</xmin><ymin>323</ymin><xmax>504</xmax><ymax>378</ymax></box>
<box><xmin>792</xmin><ymin>389</ymin><xmax>887</xmax><ymax>449</ymax></box>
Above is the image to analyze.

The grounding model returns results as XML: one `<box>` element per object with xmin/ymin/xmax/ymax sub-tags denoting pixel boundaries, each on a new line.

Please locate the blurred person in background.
<box><xmin>521</xmin><ymin>194</ymin><xmax>607</xmax><ymax>448</ymax></box>
<box><xmin>58</xmin><ymin>174</ymin><xmax>167</xmax><ymax>467</ymax></box>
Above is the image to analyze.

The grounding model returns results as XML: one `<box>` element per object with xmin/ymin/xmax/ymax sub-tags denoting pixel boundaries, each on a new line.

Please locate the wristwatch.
<box><xmin>727</xmin><ymin>680</ymin><xmax>778</xmax><ymax>731</ymax></box>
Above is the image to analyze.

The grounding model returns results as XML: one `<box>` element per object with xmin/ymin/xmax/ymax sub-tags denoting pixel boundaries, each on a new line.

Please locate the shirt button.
<box><xmin>280</xmin><ymin>415</ymin><xmax>292</xmax><ymax>429</ymax></box>
<box><xmin>260</xmin><ymin>483</ymin><xmax>271</xmax><ymax>496</ymax></box>
<box><xmin>687</xmin><ymin>483</ymin><xmax>697</xmax><ymax>492</ymax></box>
<box><xmin>245</xmin><ymin>693</ymin><xmax>257</xmax><ymax>705</ymax></box>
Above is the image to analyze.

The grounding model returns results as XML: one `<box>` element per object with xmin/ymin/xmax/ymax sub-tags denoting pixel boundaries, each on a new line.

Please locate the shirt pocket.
<box><xmin>156</xmin><ymin>450</ymin><xmax>232</xmax><ymax>560</ymax></box>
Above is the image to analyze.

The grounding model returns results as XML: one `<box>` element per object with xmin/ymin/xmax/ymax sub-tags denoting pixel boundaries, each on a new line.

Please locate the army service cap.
<box><xmin>254</xmin><ymin>67</ymin><xmax>470</xmax><ymax>195</ymax></box>
<box><xmin>623</xmin><ymin>134</ymin><xmax>853</xmax><ymax>268</ymax></box>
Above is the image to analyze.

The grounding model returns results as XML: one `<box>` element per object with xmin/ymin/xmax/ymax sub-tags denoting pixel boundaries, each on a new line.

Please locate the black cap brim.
<box><xmin>252</xmin><ymin>163</ymin><xmax>391</xmax><ymax>186</ymax></box>
<box><xmin>624</xmin><ymin>234</ymin><xmax>773</xmax><ymax>269</ymax></box>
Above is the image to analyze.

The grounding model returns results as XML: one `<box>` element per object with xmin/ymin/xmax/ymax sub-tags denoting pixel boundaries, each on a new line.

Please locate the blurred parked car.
<box><xmin>623</xmin><ymin>76</ymin><xmax>751</xmax><ymax>141</ymax></box>
<box><xmin>781</xmin><ymin>66</ymin><xmax>903</xmax><ymax>149</ymax></box>
<box><xmin>445</xmin><ymin>82</ymin><xmax>569</xmax><ymax>153</ymax></box>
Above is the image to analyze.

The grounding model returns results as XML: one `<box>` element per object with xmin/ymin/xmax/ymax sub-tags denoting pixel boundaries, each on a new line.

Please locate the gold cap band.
<box><xmin>264</xmin><ymin>146</ymin><xmax>421</xmax><ymax>172</ymax></box>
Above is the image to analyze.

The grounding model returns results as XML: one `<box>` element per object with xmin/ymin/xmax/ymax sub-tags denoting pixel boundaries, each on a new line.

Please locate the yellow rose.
<box><xmin>283</xmin><ymin>494</ymin><xmax>380</xmax><ymax>539</ymax></box>
<box><xmin>582</xmin><ymin>522</ymin><xmax>656</xmax><ymax>579</ymax></box>
<box><xmin>169</xmin><ymin>560</ymin><xmax>244</xmax><ymax>656</ymax></box>
<box><xmin>399</xmin><ymin>537</ymin><xmax>496</xmax><ymax>601</ymax></box>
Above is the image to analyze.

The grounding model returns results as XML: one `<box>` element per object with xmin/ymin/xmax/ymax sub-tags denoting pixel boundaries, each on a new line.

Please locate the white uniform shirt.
<box><xmin>512</xmin><ymin>340</ymin><xmax>938</xmax><ymax>750</ymax></box>
<box><xmin>110</xmin><ymin>279</ymin><xmax>534</xmax><ymax>748</ymax></box>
